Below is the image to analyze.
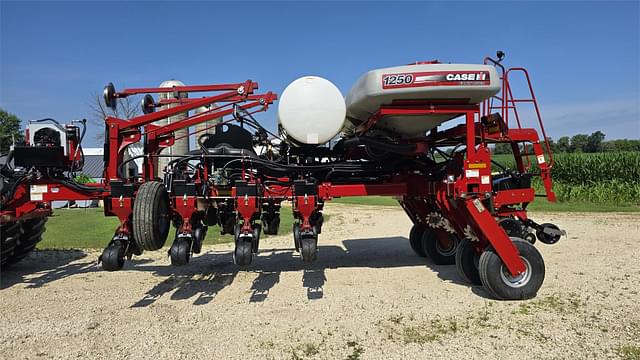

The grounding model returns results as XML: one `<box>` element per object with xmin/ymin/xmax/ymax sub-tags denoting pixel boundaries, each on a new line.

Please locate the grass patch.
<box><xmin>527</xmin><ymin>200</ymin><xmax>639</xmax><ymax>213</ymax></box>
<box><xmin>331</xmin><ymin>196</ymin><xmax>399</xmax><ymax>207</ymax></box>
<box><xmin>400</xmin><ymin>318</ymin><xmax>463</xmax><ymax>344</ymax></box>
<box><xmin>39</xmin><ymin>207</ymin><xmax>295</xmax><ymax>249</ymax></box>
<box><xmin>617</xmin><ymin>345</ymin><xmax>640</xmax><ymax>360</ymax></box>
<box><xmin>514</xmin><ymin>293</ymin><xmax>585</xmax><ymax>315</ymax></box>
<box><xmin>378</xmin><ymin>314</ymin><xmax>466</xmax><ymax>344</ymax></box>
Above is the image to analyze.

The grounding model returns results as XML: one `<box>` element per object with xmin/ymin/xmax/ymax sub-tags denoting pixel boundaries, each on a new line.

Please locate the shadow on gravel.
<box><xmin>0</xmin><ymin>249</ymin><xmax>89</xmax><ymax>289</ymax></box>
<box><xmin>0</xmin><ymin>250</ymin><xmax>153</xmax><ymax>290</ymax></box>
<box><xmin>130</xmin><ymin>236</ymin><xmax>485</xmax><ymax>306</ymax></box>
<box><xmin>1</xmin><ymin>237</ymin><xmax>486</xmax><ymax>301</ymax></box>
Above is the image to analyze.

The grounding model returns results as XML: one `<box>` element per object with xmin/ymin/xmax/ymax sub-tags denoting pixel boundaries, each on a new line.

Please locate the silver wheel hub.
<box><xmin>500</xmin><ymin>257</ymin><xmax>532</xmax><ymax>288</ymax></box>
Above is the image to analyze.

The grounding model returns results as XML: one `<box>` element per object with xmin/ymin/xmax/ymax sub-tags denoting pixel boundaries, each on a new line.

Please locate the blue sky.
<box><xmin>1</xmin><ymin>1</ymin><xmax>639</xmax><ymax>147</ymax></box>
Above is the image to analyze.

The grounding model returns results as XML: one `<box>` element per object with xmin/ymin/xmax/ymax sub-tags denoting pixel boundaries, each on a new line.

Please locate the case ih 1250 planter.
<box><xmin>0</xmin><ymin>52</ymin><xmax>563</xmax><ymax>300</ymax></box>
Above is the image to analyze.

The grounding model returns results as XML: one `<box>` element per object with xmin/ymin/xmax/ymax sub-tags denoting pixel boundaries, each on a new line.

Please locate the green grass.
<box><xmin>527</xmin><ymin>200</ymin><xmax>639</xmax><ymax>212</ymax></box>
<box><xmin>617</xmin><ymin>345</ymin><xmax>640</xmax><ymax>360</ymax></box>
<box><xmin>332</xmin><ymin>196</ymin><xmax>399</xmax><ymax>207</ymax></box>
<box><xmin>39</xmin><ymin>207</ymin><xmax>294</xmax><ymax>249</ymax></box>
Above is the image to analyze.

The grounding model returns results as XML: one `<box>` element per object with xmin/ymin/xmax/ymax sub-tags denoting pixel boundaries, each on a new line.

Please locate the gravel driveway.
<box><xmin>1</xmin><ymin>204</ymin><xmax>638</xmax><ymax>359</ymax></box>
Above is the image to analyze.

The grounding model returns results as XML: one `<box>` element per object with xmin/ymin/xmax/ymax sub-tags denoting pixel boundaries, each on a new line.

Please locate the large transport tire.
<box><xmin>132</xmin><ymin>181</ymin><xmax>171</xmax><ymax>251</ymax></box>
<box><xmin>455</xmin><ymin>239</ymin><xmax>482</xmax><ymax>285</ymax></box>
<box><xmin>408</xmin><ymin>224</ymin><xmax>426</xmax><ymax>257</ymax></box>
<box><xmin>422</xmin><ymin>228</ymin><xmax>458</xmax><ymax>265</ymax></box>
<box><xmin>1</xmin><ymin>221</ymin><xmax>22</xmax><ymax>267</ymax></box>
<box><xmin>478</xmin><ymin>238</ymin><xmax>545</xmax><ymax>300</ymax></box>
<box><xmin>1</xmin><ymin>218</ymin><xmax>47</xmax><ymax>268</ymax></box>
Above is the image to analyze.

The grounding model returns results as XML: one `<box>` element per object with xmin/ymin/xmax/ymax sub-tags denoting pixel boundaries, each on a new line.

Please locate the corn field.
<box><xmin>493</xmin><ymin>152</ymin><xmax>640</xmax><ymax>205</ymax></box>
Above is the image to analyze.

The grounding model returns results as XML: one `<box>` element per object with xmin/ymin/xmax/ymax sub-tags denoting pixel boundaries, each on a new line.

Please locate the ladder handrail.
<box><xmin>504</xmin><ymin>68</ymin><xmax>554</xmax><ymax>168</ymax></box>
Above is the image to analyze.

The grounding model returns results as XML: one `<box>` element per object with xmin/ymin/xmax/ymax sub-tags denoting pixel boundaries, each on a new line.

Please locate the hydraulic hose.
<box><xmin>342</xmin><ymin>136</ymin><xmax>417</xmax><ymax>155</ymax></box>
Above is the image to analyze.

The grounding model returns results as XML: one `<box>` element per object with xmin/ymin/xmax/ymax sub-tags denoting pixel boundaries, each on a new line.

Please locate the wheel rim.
<box><xmin>435</xmin><ymin>232</ymin><xmax>457</xmax><ymax>257</ymax></box>
<box><xmin>499</xmin><ymin>257</ymin><xmax>532</xmax><ymax>288</ymax></box>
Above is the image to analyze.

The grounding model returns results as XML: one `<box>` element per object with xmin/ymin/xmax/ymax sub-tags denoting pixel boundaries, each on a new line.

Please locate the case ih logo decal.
<box><xmin>382</xmin><ymin>71</ymin><xmax>490</xmax><ymax>89</ymax></box>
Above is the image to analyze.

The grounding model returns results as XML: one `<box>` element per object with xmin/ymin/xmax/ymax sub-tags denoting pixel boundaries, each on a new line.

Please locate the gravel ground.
<box><xmin>1</xmin><ymin>204</ymin><xmax>639</xmax><ymax>360</ymax></box>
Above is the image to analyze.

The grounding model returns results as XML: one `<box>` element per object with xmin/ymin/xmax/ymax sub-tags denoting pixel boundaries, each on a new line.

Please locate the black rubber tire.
<box><xmin>252</xmin><ymin>224</ymin><xmax>261</xmax><ymax>253</ymax></box>
<box><xmin>311</xmin><ymin>213</ymin><xmax>324</xmax><ymax>234</ymax></box>
<box><xmin>536</xmin><ymin>223</ymin><xmax>561</xmax><ymax>244</ymax></box>
<box><xmin>300</xmin><ymin>235</ymin><xmax>318</xmax><ymax>263</ymax></box>
<box><xmin>265</xmin><ymin>216</ymin><xmax>280</xmax><ymax>235</ymax></box>
<box><xmin>132</xmin><ymin>181</ymin><xmax>170</xmax><ymax>251</ymax></box>
<box><xmin>3</xmin><ymin>218</ymin><xmax>47</xmax><ymax>267</ymax></box>
<box><xmin>262</xmin><ymin>216</ymin><xmax>273</xmax><ymax>235</ymax></box>
<box><xmin>409</xmin><ymin>224</ymin><xmax>426</xmax><ymax>257</ymax></box>
<box><xmin>478</xmin><ymin>238</ymin><xmax>545</xmax><ymax>300</ymax></box>
<box><xmin>8</xmin><ymin>218</ymin><xmax>47</xmax><ymax>265</ymax></box>
<box><xmin>1</xmin><ymin>221</ymin><xmax>23</xmax><ymax>268</ymax></box>
<box><xmin>455</xmin><ymin>239</ymin><xmax>482</xmax><ymax>285</ymax></box>
<box><xmin>192</xmin><ymin>227</ymin><xmax>205</xmax><ymax>254</ymax></box>
<box><xmin>234</xmin><ymin>238</ymin><xmax>253</xmax><ymax>266</ymax></box>
<box><xmin>422</xmin><ymin>229</ymin><xmax>458</xmax><ymax>265</ymax></box>
<box><xmin>293</xmin><ymin>223</ymin><xmax>301</xmax><ymax>252</ymax></box>
<box><xmin>170</xmin><ymin>239</ymin><xmax>191</xmax><ymax>266</ymax></box>
<box><xmin>101</xmin><ymin>244</ymin><xmax>125</xmax><ymax>271</ymax></box>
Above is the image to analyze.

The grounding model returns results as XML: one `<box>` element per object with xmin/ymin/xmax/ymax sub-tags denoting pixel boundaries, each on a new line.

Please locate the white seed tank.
<box><xmin>157</xmin><ymin>80</ymin><xmax>189</xmax><ymax>176</ymax></box>
<box><xmin>277</xmin><ymin>76</ymin><xmax>346</xmax><ymax>145</ymax></box>
<box><xmin>345</xmin><ymin>63</ymin><xmax>500</xmax><ymax>137</ymax></box>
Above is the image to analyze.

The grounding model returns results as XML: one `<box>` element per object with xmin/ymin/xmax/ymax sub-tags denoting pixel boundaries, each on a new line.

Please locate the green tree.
<box><xmin>585</xmin><ymin>131</ymin><xmax>606</xmax><ymax>152</ymax></box>
<box><xmin>493</xmin><ymin>143</ymin><xmax>512</xmax><ymax>154</ymax></box>
<box><xmin>556</xmin><ymin>136</ymin><xmax>571</xmax><ymax>153</ymax></box>
<box><xmin>570</xmin><ymin>134</ymin><xmax>589</xmax><ymax>152</ymax></box>
<box><xmin>0</xmin><ymin>108</ymin><xmax>24</xmax><ymax>153</ymax></box>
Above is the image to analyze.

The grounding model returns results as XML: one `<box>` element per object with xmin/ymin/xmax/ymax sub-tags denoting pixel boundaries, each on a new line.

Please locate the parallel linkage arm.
<box><xmin>103</xmin><ymin>80</ymin><xmax>277</xmax><ymax>182</ymax></box>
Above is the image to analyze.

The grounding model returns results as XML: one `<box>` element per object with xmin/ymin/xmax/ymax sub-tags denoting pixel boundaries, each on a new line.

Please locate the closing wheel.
<box><xmin>101</xmin><ymin>243</ymin><xmax>125</xmax><ymax>271</ymax></box>
<box><xmin>132</xmin><ymin>181</ymin><xmax>171</xmax><ymax>251</ymax></box>
<box><xmin>311</xmin><ymin>212</ymin><xmax>324</xmax><ymax>234</ymax></box>
<box><xmin>422</xmin><ymin>228</ymin><xmax>459</xmax><ymax>265</ymax></box>
<box><xmin>455</xmin><ymin>239</ymin><xmax>482</xmax><ymax>285</ymax></box>
<box><xmin>252</xmin><ymin>224</ymin><xmax>261</xmax><ymax>253</ymax></box>
<box><xmin>408</xmin><ymin>223</ymin><xmax>426</xmax><ymax>257</ymax></box>
<box><xmin>170</xmin><ymin>238</ymin><xmax>191</xmax><ymax>266</ymax></box>
<box><xmin>300</xmin><ymin>228</ymin><xmax>318</xmax><ymax>263</ymax></box>
<box><xmin>293</xmin><ymin>223</ymin><xmax>301</xmax><ymax>252</ymax></box>
<box><xmin>234</xmin><ymin>238</ymin><xmax>253</xmax><ymax>266</ymax></box>
<box><xmin>263</xmin><ymin>216</ymin><xmax>280</xmax><ymax>235</ymax></box>
<box><xmin>478</xmin><ymin>238</ymin><xmax>545</xmax><ymax>300</ymax></box>
<box><xmin>536</xmin><ymin>223</ymin><xmax>562</xmax><ymax>244</ymax></box>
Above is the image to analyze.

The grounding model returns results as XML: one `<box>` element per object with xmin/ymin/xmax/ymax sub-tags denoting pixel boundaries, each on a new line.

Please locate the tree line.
<box><xmin>494</xmin><ymin>131</ymin><xmax>640</xmax><ymax>154</ymax></box>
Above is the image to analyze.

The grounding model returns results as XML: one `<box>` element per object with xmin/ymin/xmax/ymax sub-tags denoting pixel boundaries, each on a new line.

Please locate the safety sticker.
<box><xmin>465</xmin><ymin>169</ymin><xmax>479</xmax><ymax>178</ymax></box>
<box><xmin>481</xmin><ymin>175</ymin><xmax>490</xmax><ymax>185</ymax></box>
<box><xmin>537</xmin><ymin>155</ymin><xmax>546</xmax><ymax>164</ymax></box>
<box><xmin>30</xmin><ymin>185</ymin><xmax>48</xmax><ymax>194</ymax></box>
